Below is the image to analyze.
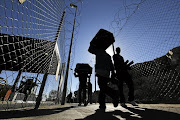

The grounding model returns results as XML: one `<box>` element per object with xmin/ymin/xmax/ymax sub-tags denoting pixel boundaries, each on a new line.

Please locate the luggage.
<box><xmin>88</xmin><ymin>29</ymin><xmax>115</xmax><ymax>54</ymax></box>
<box><xmin>75</xmin><ymin>63</ymin><xmax>92</xmax><ymax>74</ymax></box>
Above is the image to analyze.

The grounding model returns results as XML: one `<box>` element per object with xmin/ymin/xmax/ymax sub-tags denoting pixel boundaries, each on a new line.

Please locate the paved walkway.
<box><xmin>0</xmin><ymin>103</ymin><xmax>180</xmax><ymax>120</ymax></box>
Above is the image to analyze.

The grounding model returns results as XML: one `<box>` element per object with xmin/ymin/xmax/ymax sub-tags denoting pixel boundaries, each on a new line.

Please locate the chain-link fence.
<box><xmin>1</xmin><ymin>0</ymin><xmax>179</xmax><ymax>111</ymax></box>
<box><xmin>110</xmin><ymin>0</ymin><xmax>180</xmax><ymax>103</ymax></box>
<box><xmin>0</xmin><ymin>0</ymin><xmax>67</xmax><ymax>110</ymax></box>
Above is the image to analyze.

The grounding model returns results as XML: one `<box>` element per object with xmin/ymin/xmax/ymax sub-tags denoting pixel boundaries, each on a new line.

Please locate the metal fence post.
<box><xmin>9</xmin><ymin>70</ymin><xmax>22</xmax><ymax>101</ymax></box>
<box><xmin>34</xmin><ymin>11</ymin><xmax>65</xmax><ymax>109</ymax></box>
<box><xmin>34</xmin><ymin>72</ymin><xmax>48</xmax><ymax>109</ymax></box>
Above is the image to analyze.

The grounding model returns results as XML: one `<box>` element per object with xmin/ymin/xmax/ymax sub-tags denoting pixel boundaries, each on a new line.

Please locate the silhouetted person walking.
<box><xmin>113</xmin><ymin>47</ymin><xmax>137</xmax><ymax>107</ymax></box>
<box><xmin>67</xmin><ymin>92</ymin><xmax>72</xmax><ymax>103</ymax></box>
<box><xmin>74</xmin><ymin>72</ymin><xmax>88</xmax><ymax>106</ymax></box>
<box><xmin>88</xmin><ymin>81</ymin><xmax>92</xmax><ymax>104</ymax></box>
<box><xmin>95</xmin><ymin>49</ymin><xmax>119</xmax><ymax>112</ymax></box>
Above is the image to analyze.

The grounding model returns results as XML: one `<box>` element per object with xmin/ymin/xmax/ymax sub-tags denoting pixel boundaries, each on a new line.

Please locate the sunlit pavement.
<box><xmin>1</xmin><ymin>103</ymin><xmax>180</xmax><ymax>120</ymax></box>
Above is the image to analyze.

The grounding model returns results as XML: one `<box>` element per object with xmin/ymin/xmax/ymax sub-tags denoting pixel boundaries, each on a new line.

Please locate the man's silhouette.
<box><xmin>113</xmin><ymin>47</ymin><xmax>137</xmax><ymax>107</ymax></box>
<box><xmin>74</xmin><ymin>72</ymin><xmax>89</xmax><ymax>106</ymax></box>
<box><xmin>95</xmin><ymin>49</ymin><xmax>119</xmax><ymax>112</ymax></box>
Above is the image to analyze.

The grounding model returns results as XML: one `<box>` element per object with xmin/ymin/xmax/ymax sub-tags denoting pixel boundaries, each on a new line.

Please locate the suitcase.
<box><xmin>75</xmin><ymin>63</ymin><xmax>92</xmax><ymax>74</ymax></box>
<box><xmin>88</xmin><ymin>29</ymin><xmax>115</xmax><ymax>54</ymax></box>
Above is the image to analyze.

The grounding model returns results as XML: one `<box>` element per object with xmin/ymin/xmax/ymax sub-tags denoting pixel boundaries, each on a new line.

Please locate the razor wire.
<box><xmin>110</xmin><ymin>0</ymin><xmax>180</xmax><ymax>103</ymax></box>
<box><xmin>62</xmin><ymin>0</ymin><xmax>83</xmax><ymax>98</ymax></box>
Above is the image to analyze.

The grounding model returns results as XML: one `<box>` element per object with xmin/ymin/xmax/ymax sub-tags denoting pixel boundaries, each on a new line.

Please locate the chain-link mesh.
<box><xmin>110</xmin><ymin>0</ymin><xmax>180</xmax><ymax>103</ymax></box>
<box><xmin>0</xmin><ymin>0</ymin><xmax>66</xmax><ymax>110</ymax></box>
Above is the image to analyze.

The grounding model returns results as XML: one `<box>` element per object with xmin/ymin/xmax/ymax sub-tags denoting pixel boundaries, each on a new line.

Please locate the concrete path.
<box><xmin>0</xmin><ymin>103</ymin><xmax>180</xmax><ymax>120</ymax></box>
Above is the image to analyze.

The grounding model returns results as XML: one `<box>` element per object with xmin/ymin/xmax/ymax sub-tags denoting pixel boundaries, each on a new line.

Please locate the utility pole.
<box><xmin>61</xmin><ymin>3</ymin><xmax>77</xmax><ymax>105</ymax></box>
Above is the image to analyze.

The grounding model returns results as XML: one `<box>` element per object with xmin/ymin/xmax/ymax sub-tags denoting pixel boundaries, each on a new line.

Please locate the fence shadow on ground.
<box><xmin>76</xmin><ymin>106</ymin><xmax>180</xmax><ymax>120</ymax></box>
<box><xmin>0</xmin><ymin>106</ymin><xmax>75</xmax><ymax>119</ymax></box>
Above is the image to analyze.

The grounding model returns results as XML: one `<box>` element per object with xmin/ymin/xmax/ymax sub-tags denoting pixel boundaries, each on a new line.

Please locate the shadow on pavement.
<box><xmin>0</xmin><ymin>106</ymin><xmax>75</xmax><ymax>119</ymax></box>
<box><xmin>76</xmin><ymin>109</ymin><xmax>120</xmax><ymax>120</ymax></box>
<box><xmin>76</xmin><ymin>106</ymin><xmax>180</xmax><ymax>120</ymax></box>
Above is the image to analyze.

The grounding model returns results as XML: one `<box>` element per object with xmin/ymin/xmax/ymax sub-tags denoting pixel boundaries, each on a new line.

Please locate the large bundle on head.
<box><xmin>75</xmin><ymin>63</ymin><xmax>92</xmax><ymax>74</ymax></box>
<box><xmin>88</xmin><ymin>29</ymin><xmax>115</xmax><ymax>54</ymax></box>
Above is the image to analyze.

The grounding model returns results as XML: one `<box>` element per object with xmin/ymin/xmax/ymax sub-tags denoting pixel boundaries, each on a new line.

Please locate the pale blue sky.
<box><xmin>69</xmin><ymin>0</ymin><xmax>180</xmax><ymax>94</ymax></box>
<box><xmin>70</xmin><ymin>0</ymin><xmax>128</xmax><ymax>93</ymax></box>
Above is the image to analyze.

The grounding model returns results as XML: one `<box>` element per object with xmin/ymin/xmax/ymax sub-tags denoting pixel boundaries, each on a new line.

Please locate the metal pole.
<box><xmin>61</xmin><ymin>5</ymin><xmax>77</xmax><ymax>105</ymax></box>
<box><xmin>70</xmin><ymin>69</ymin><xmax>73</xmax><ymax>93</ymax></box>
<box><xmin>95</xmin><ymin>75</ymin><xmax>96</xmax><ymax>92</ymax></box>
<box><xmin>11</xmin><ymin>70</ymin><xmax>22</xmax><ymax>92</ymax></box>
<box><xmin>54</xmin><ymin>11</ymin><xmax>66</xmax><ymax>42</ymax></box>
<box><xmin>32</xmin><ymin>73</ymin><xmax>39</xmax><ymax>93</ymax></box>
<box><xmin>54</xmin><ymin>11</ymin><xmax>66</xmax><ymax>104</ymax></box>
<box><xmin>94</xmin><ymin>64</ymin><xmax>96</xmax><ymax>92</ymax></box>
<box><xmin>112</xmin><ymin>43</ymin><xmax>115</xmax><ymax>55</ymax></box>
<box><xmin>34</xmin><ymin>72</ymin><xmax>48</xmax><ymax>109</ymax></box>
<box><xmin>9</xmin><ymin>70</ymin><xmax>22</xmax><ymax>101</ymax></box>
<box><xmin>34</xmin><ymin>11</ymin><xmax>65</xmax><ymax>109</ymax></box>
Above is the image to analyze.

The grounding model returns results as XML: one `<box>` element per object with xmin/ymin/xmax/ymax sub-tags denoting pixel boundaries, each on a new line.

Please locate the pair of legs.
<box><xmin>97</xmin><ymin>75</ymin><xmax>118</xmax><ymax>110</ymax></box>
<box><xmin>117</xmin><ymin>71</ymin><xmax>135</xmax><ymax>103</ymax></box>
<box><xmin>88</xmin><ymin>82</ymin><xmax>92</xmax><ymax>104</ymax></box>
<box><xmin>78</xmin><ymin>81</ymin><xmax>87</xmax><ymax>105</ymax></box>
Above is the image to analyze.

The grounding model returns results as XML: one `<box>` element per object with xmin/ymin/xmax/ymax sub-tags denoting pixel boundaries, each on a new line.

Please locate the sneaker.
<box><xmin>120</xmin><ymin>103</ymin><xmax>127</xmax><ymax>107</ymax></box>
<box><xmin>129</xmin><ymin>101</ymin><xmax>138</xmax><ymax>106</ymax></box>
